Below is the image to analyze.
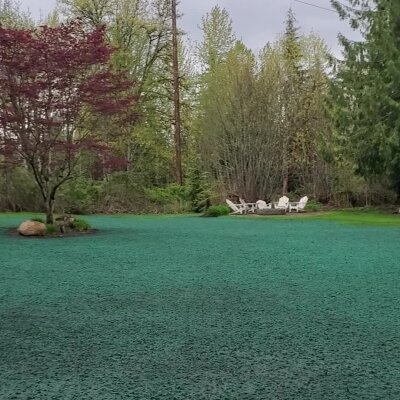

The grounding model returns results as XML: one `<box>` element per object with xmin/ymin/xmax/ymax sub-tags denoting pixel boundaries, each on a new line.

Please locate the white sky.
<box><xmin>20</xmin><ymin>0</ymin><xmax>361</xmax><ymax>57</ymax></box>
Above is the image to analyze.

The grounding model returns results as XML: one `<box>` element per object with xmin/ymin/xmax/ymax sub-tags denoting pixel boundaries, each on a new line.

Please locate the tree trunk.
<box><xmin>172</xmin><ymin>0</ymin><xmax>183</xmax><ymax>185</ymax></box>
<box><xmin>45</xmin><ymin>197</ymin><xmax>55</xmax><ymax>224</ymax></box>
<box><xmin>281</xmin><ymin>125</ymin><xmax>289</xmax><ymax>195</ymax></box>
<box><xmin>395</xmin><ymin>179</ymin><xmax>400</xmax><ymax>205</ymax></box>
<box><xmin>282</xmin><ymin>164</ymin><xmax>289</xmax><ymax>195</ymax></box>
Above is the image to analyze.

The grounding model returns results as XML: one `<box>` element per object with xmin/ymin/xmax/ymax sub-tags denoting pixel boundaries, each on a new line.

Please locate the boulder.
<box><xmin>18</xmin><ymin>220</ymin><xmax>46</xmax><ymax>236</ymax></box>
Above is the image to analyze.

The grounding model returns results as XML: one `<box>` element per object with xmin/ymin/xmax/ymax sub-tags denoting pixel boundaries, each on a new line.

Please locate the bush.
<box><xmin>95</xmin><ymin>172</ymin><xmax>148</xmax><ymax>213</ymax></box>
<box><xmin>145</xmin><ymin>184</ymin><xmax>190</xmax><ymax>213</ymax></box>
<box><xmin>45</xmin><ymin>224</ymin><xmax>58</xmax><ymax>234</ymax></box>
<box><xmin>203</xmin><ymin>204</ymin><xmax>230</xmax><ymax>217</ymax></box>
<box><xmin>0</xmin><ymin>167</ymin><xmax>42</xmax><ymax>212</ymax></box>
<box><xmin>186</xmin><ymin>168</ymin><xmax>212</xmax><ymax>213</ymax></box>
<box><xmin>71</xmin><ymin>218</ymin><xmax>91</xmax><ymax>231</ymax></box>
<box><xmin>58</xmin><ymin>177</ymin><xmax>99</xmax><ymax>214</ymax></box>
<box><xmin>305</xmin><ymin>199</ymin><xmax>323</xmax><ymax>212</ymax></box>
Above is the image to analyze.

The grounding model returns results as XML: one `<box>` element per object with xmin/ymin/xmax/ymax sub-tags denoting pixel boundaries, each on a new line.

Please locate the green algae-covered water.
<box><xmin>1</xmin><ymin>214</ymin><xmax>400</xmax><ymax>399</ymax></box>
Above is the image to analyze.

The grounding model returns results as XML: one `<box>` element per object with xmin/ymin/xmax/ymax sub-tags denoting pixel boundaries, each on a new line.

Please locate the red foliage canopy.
<box><xmin>0</xmin><ymin>21</ymin><xmax>137</xmax><ymax>218</ymax></box>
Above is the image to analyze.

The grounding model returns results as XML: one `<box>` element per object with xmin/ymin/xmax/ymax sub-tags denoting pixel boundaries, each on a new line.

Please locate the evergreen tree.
<box><xmin>332</xmin><ymin>0</ymin><xmax>400</xmax><ymax>196</ymax></box>
<box><xmin>283</xmin><ymin>8</ymin><xmax>302</xmax><ymax>72</ymax></box>
<box><xmin>280</xmin><ymin>8</ymin><xmax>303</xmax><ymax>194</ymax></box>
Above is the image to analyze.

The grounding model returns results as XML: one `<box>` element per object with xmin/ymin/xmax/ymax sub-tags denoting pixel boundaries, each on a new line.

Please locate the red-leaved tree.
<box><xmin>0</xmin><ymin>21</ymin><xmax>137</xmax><ymax>223</ymax></box>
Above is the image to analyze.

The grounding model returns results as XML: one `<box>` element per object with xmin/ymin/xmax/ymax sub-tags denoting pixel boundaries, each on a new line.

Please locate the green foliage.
<box><xmin>45</xmin><ymin>224</ymin><xmax>58</xmax><ymax>235</ymax></box>
<box><xmin>31</xmin><ymin>217</ymin><xmax>45</xmax><ymax>223</ymax></box>
<box><xmin>203</xmin><ymin>204</ymin><xmax>230</xmax><ymax>217</ymax></box>
<box><xmin>283</xmin><ymin>8</ymin><xmax>302</xmax><ymax>71</ymax></box>
<box><xmin>331</xmin><ymin>0</ymin><xmax>400</xmax><ymax>195</ymax></box>
<box><xmin>186</xmin><ymin>168</ymin><xmax>211</xmax><ymax>212</ymax></box>
<box><xmin>146</xmin><ymin>184</ymin><xmax>186</xmax><ymax>204</ymax></box>
<box><xmin>197</xmin><ymin>8</ymin><xmax>332</xmax><ymax>201</ymax></box>
<box><xmin>58</xmin><ymin>177</ymin><xmax>99</xmax><ymax>214</ymax></box>
<box><xmin>71</xmin><ymin>218</ymin><xmax>91</xmax><ymax>231</ymax></box>
<box><xmin>0</xmin><ymin>0</ymin><xmax>34</xmax><ymax>28</ymax></box>
<box><xmin>145</xmin><ymin>184</ymin><xmax>190</xmax><ymax>213</ymax></box>
<box><xmin>0</xmin><ymin>167</ymin><xmax>42</xmax><ymax>212</ymax></box>
<box><xmin>305</xmin><ymin>200</ymin><xmax>323</xmax><ymax>212</ymax></box>
<box><xmin>198</xmin><ymin>5</ymin><xmax>236</xmax><ymax>71</ymax></box>
<box><xmin>95</xmin><ymin>172</ymin><xmax>147</xmax><ymax>213</ymax></box>
<box><xmin>60</xmin><ymin>0</ymin><xmax>189</xmax><ymax>199</ymax></box>
<box><xmin>2</xmin><ymin>2</ymin><xmax>400</xmax><ymax>215</ymax></box>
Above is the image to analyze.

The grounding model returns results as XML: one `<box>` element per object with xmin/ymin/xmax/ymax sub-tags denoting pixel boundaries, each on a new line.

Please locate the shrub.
<box><xmin>71</xmin><ymin>218</ymin><xmax>91</xmax><ymax>231</ymax></box>
<box><xmin>58</xmin><ymin>177</ymin><xmax>99</xmax><ymax>214</ymax></box>
<box><xmin>45</xmin><ymin>224</ymin><xmax>58</xmax><ymax>234</ymax></box>
<box><xmin>0</xmin><ymin>167</ymin><xmax>42</xmax><ymax>212</ymax></box>
<box><xmin>145</xmin><ymin>184</ymin><xmax>191</xmax><ymax>213</ymax></box>
<box><xmin>46</xmin><ymin>224</ymin><xmax>60</xmax><ymax>235</ymax></box>
<box><xmin>203</xmin><ymin>204</ymin><xmax>230</xmax><ymax>217</ymax></box>
<box><xmin>95</xmin><ymin>172</ymin><xmax>148</xmax><ymax>213</ymax></box>
<box><xmin>305</xmin><ymin>199</ymin><xmax>323</xmax><ymax>212</ymax></box>
<box><xmin>31</xmin><ymin>217</ymin><xmax>45</xmax><ymax>223</ymax></box>
<box><xmin>186</xmin><ymin>168</ymin><xmax>212</xmax><ymax>213</ymax></box>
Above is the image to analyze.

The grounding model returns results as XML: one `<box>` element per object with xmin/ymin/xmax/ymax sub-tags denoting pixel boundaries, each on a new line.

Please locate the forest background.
<box><xmin>1</xmin><ymin>0</ymin><xmax>398</xmax><ymax>215</ymax></box>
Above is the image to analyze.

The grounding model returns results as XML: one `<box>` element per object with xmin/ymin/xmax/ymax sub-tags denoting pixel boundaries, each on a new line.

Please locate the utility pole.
<box><xmin>171</xmin><ymin>0</ymin><xmax>183</xmax><ymax>185</ymax></box>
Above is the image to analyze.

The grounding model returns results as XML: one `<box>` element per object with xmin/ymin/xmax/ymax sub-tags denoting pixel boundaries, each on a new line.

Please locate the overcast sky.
<box><xmin>20</xmin><ymin>0</ymin><xmax>360</xmax><ymax>57</ymax></box>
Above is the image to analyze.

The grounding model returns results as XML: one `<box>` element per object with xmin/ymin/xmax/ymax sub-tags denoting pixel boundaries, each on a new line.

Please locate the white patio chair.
<box><xmin>256</xmin><ymin>200</ymin><xmax>272</xmax><ymax>210</ymax></box>
<box><xmin>289</xmin><ymin>196</ymin><xmax>308</xmax><ymax>213</ymax></box>
<box><xmin>226</xmin><ymin>199</ymin><xmax>246</xmax><ymax>214</ymax></box>
<box><xmin>273</xmin><ymin>196</ymin><xmax>289</xmax><ymax>211</ymax></box>
<box><xmin>239</xmin><ymin>198</ymin><xmax>257</xmax><ymax>213</ymax></box>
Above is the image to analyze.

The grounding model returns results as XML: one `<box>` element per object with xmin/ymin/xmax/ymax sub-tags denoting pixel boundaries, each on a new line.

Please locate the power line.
<box><xmin>294</xmin><ymin>0</ymin><xmax>376</xmax><ymax>14</ymax></box>
<box><xmin>293</xmin><ymin>0</ymin><xmax>337</xmax><ymax>13</ymax></box>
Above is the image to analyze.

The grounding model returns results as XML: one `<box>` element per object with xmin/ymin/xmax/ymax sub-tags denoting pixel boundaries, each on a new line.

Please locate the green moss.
<box><xmin>1</xmin><ymin>214</ymin><xmax>400</xmax><ymax>398</ymax></box>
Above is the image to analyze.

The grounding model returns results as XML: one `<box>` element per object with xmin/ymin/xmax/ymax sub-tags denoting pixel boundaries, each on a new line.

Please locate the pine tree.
<box><xmin>280</xmin><ymin>8</ymin><xmax>303</xmax><ymax>194</ymax></box>
<box><xmin>283</xmin><ymin>8</ymin><xmax>302</xmax><ymax>72</ymax></box>
<box><xmin>332</xmin><ymin>0</ymin><xmax>400</xmax><ymax>197</ymax></box>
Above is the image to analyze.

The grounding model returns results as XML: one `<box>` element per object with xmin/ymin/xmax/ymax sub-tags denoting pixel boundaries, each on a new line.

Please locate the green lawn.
<box><xmin>309</xmin><ymin>209</ymin><xmax>400</xmax><ymax>227</ymax></box>
<box><xmin>1</xmin><ymin>212</ymin><xmax>400</xmax><ymax>399</ymax></box>
<box><xmin>252</xmin><ymin>208</ymin><xmax>400</xmax><ymax>227</ymax></box>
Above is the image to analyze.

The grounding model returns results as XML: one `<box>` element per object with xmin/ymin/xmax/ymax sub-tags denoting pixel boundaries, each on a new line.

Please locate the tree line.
<box><xmin>0</xmin><ymin>0</ymin><xmax>399</xmax><ymax>218</ymax></box>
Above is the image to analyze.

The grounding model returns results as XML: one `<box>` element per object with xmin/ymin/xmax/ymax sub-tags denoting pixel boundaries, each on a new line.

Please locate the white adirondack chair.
<box><xmin>226</xmin><ymin>199</ymin><xmax>245</xmax><ymax>214</ymax></box>
<box><xmin>239</xmin><ymin>198</ymin><xmax>257</xmax><ymax>213</ymax></box>
<box><xmin>256</xmin><ymin>200</ymin><xmax>272</xmax><ymax>210</ymax></box>
<box><xmin>289</xmin><ymin>196</ymin><xmax>308</xmax><ymax>213</ymax></box>
<box><xmin>273</xmin><ymin>196</ymin><xmax>289</xmax><ymax>211</ymax></box>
